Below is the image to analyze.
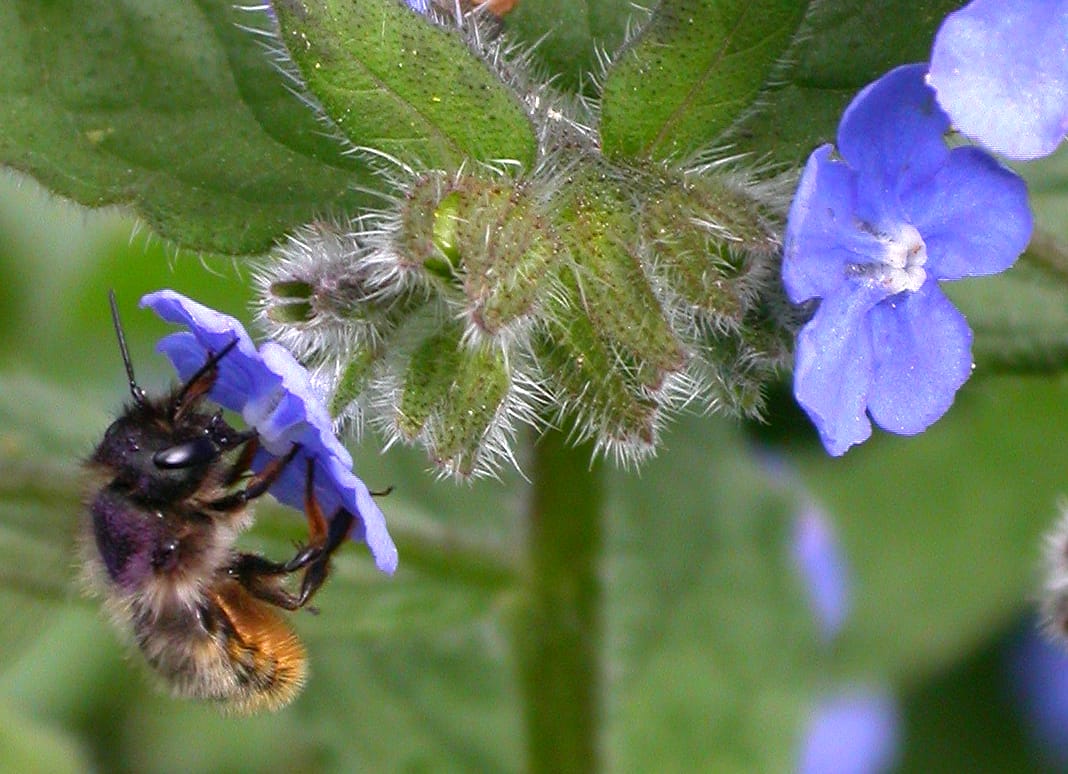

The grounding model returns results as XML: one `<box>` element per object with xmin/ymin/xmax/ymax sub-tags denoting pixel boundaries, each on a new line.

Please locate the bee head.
<box><xmin>98</xmin><ymin>291</ymin><xmax>250</xmax><ymax>503</ymax></box>
<box><xmin>93</xmin><ymin>407</ymin><xmax>228</xmax><ymax>504</ymax></box>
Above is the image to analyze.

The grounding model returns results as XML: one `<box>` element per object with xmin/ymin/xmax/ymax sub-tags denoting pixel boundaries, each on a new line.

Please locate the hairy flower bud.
<box><xmin>258</xmin><ymin>149</ymin><xmax>792</xmax><ymax>476</ymax></box>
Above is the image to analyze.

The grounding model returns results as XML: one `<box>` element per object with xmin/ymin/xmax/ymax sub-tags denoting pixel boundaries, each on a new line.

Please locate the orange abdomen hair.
<box><xmin>208</xmin><ymin>580</ymin><xmax>308</xmax><ymax>713</ymax></box>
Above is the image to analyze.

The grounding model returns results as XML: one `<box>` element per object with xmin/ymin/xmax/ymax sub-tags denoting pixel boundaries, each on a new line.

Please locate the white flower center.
<box><xmin>850</xmin><ymin>221</ymin><xmax>928</xmax><ymax>294</ymax></box>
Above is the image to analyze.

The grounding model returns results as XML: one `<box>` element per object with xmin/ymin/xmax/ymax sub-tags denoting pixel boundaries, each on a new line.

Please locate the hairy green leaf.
<box><xmin>504</xmin><ymin>0</ymin><xmax>638</xmax><ymax>92</ymax></box>
<box><xmin>0</xmin><ymin>0</ymin><xmax>373</xmax><ymax>254</ymax></box>
<box><xmin>272</xmin><ymin>0</ymin><xmax>537</xmax><ymax>172</ymax></box>
<box><xmin>600</xmin><ymin>0</ymin><xmax>809</xmax><ymax>162</ymax></box>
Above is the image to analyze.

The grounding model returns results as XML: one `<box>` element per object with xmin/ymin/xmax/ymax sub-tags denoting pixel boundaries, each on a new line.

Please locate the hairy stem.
<box><xmin>516</xmin><ymin>428</ymin><xmax>604</xmax><ymax>772</ymax></box>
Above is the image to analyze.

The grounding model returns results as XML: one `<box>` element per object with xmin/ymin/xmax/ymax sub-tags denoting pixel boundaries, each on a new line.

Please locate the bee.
<box><xmin>81</xmin><ymin>292</ymin><xmax>356</xmax><ymax>713</ymax></box>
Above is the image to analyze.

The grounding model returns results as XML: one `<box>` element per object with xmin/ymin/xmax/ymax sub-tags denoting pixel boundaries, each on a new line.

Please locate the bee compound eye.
<box><xmin>153</xmin><ymin>436</ymin><xmax>219</xmax><ymax>469</ymax></box>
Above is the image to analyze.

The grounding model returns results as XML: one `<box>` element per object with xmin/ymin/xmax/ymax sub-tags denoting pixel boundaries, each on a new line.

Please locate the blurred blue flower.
<box><xmin>783</xmin><ymin>63</ymin><xmax>1032</xmax><ymax>455</ymax></box>
<box><xmin>404</xmin><ymin>0</ymin><xmax>432</xmax><ymax>12</ymax></box>
<box><xmin>788</xmin><ymin>499</ymin><xmax>899</xmax><ymax>773</ymax></box>
<box><xmin>1007</xmin><ymin>626</ymin><xmax>1068</xmax><ymax>768</ymax></box>
<box><xmin>142</xmin><ymin>289</ymin><xmax>398</xmax><ymax>575</ymax></box>
<box><xmin>929</xmin><ymin>0</ymin><xmax>1068</xmax><ymax>160</ymax></box>
<box><xmin>798</xmin><ymin>688</ymin><xmax>901</xmax><ymax>774</ymax></box>
<box><xmin>792</xmin><ymin>502</ymin><xmax>850</xmax><ymax>642</ymax></box>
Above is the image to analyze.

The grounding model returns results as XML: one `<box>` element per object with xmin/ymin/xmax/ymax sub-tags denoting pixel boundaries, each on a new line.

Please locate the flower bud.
<box><xmin>386</xmin><ymin>322</ymin><xmax>521</xmax><ymax>478</ymax></box>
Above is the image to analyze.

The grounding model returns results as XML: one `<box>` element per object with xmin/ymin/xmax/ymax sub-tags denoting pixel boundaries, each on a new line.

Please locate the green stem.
<box><xmin>517</xmin><ymin>429</ymin><xmax>603</xmax><ymax>773</ymax></box>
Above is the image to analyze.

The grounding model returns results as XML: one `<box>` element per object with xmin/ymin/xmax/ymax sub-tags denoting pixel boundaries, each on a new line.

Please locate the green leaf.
<box><xmin>504</xmin><ymin>0</ymin><xmax>638</xmax><ymax>92</ymax></box>
<box><xmin>0</xmin><ymin>0</ymin><xmax>373</xmax><ymax>255</ymax></box>
<box><xmin>599</xmin><ymin>0</ymin><xmax>809</xmax><ymax>162</ymax></box>
<box><xmin>0</xmin><ymin>374</ymin><xmax>101</xmax><ymax>666</ymax></box>
<box><xmin>272</xmin><ymin>0</ymin><xmax>537</xmax><ymax>172</ymax></box>
<box><xmin>606</xmin><ymin>416</ymin><xmax>822</xmax><ymax>771</ymax></box>
<box><xmin>947</xmin><ymin>260</ymin><xmax>1068</xmax><ymax>374</ymax></box>
<box><xmin>729</xmin><ymin>0</ymin><xmax>965</xmax><ymax>166</ymax></box>
<box><xmin>897</xmin><ymin>624</ymin><xmax>1046</xmax><ymax>774</ymax></box>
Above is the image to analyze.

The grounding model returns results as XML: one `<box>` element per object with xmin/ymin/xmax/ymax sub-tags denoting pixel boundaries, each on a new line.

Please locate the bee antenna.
<box><xmin>108</xmin><ymin>289</ymin><xmax>147</xmax><ymax>406</ymax></box>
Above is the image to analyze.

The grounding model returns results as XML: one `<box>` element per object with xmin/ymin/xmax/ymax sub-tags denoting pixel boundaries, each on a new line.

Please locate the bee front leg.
<box><xmin>207</xmin><ymin>444</ymin><xmax>301</xmax><ymax>513</ymax></box>
<box><xmin>221</xmin><ymin>431</ymin><xmax>259</xmax><ymax>488</ymax></box>
<box><xmin>278</xmin><ymin>458</ymin><xmax>355</xmax><ymax>608</ymax></box>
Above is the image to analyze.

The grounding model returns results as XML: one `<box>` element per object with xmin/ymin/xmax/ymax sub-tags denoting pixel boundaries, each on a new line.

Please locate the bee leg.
<box><xmin>210</xmin><ymin>412</ymin><xmax>257</xmax><ymax>455</ymax></box>
<box><xmin>280</xmin><ymin>458</ymin><xmax>329</xmax><ymax>571</ymax></box>
<box><xmin>221</xmin><ymin>433</ymin><xmax>260</xmax><ymax>488</ymax></box>
<box><xmin>227</xmin><ymin>552</ymin><xmax>303</xmax><ymax>611</ymax></box>
<box><xmin>171</xmin><ymin>338</ymin><xmax>240</xmax><ymax>422</ymax></box>
<box><xmin>276</xmin><ymin>458</ymin><xmax>354</xmax><ymax>608</ymax></box>
<box><xmin>295</xmin><ymin>509</ymin><xmax>354</xmax><ymax>608</ymax></box>
<box><xmin>207</xmin><ymin>444</ymin><xmax>301</xmax><ymax>513</ymax></box>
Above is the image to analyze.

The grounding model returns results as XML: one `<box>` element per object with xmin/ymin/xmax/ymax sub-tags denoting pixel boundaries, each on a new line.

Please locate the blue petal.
<box><xmin>792</xmin><ymin>503</ymin><xmax>851</xmax><ymax>642</ymax></box>
<box><xmin>252</xmin><ymin>447</ymin><xmax>398</xmax><ymax>576</ymax></box>
<box><xmin>793</xmin><ymin>284</ymin><xmax>886</xmax><ymax>456</ymax></box>
<box><xmin>156</xmin><ymin>331</ymin><xmax>272</xmax><ymax>416</ymax></box>
<box><xmin>783</xmin><ymin>146</ymin><xmax>884</xmax><ymax>303</ymax></box>
<box><xmin>1006</xmin><ymin>626</ymin><xmax>1068</xmax><ymax>768</ymax></box>
<box><xmin>145</xmin><ymin>291</ymin><xmax>276</xmax><ymax>411</ymax></box>
<box><xmin>141</xmin><ymin>290</ymin><xmax>398</xmax><ymax>575</ymax></box>
<box><xmin>929</xmin><ymin>0</ymin><xmax>1068</xmax><ymax>160</ymax></box>
<box><xmin>866</xmin><ymin>282</ymin><xmax>973</xmax><ymax>436</ymax></box>
<box><xmin>798</xmin><ymin>688</ymin><xmax>900</xmax><ymax>774</ymax></box>
<box><xmin>902</xmin><ymin>146</ymin><xmax>1032</xmax><ymax>280</ymax></box>
<box><xmin>143</xmin><ymin>290</ymin><xmax>258</xmax><ymax>358</ymax></box>
<box><xmin>837</xmin><ymin>65</ymin><xmax>950</xmax><ymax>200</ymax></box>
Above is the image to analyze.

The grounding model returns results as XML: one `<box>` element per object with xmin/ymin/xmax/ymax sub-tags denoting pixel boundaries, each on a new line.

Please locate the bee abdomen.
<box><xmin>135</xmin><ymin>580</ymin><xmax>307</xmax><ymax>714</ymax></box>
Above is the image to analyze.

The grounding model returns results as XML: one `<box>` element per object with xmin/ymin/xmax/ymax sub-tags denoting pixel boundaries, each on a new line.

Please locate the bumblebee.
<box><xmin>81</xmin><ymin>293</ymin><xmax>354</xmax><ymax>713</ymax></box>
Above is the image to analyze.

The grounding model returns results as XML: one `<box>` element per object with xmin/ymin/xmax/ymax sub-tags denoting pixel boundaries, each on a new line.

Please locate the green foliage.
<box><xmin>272</xmin><ymin>0</ymin><xmax>536</xmax><ymax>171</ymax></box>
<box><xmin>600</xmin><ymin>0</ymin><xmax>809</xmax><ymax>162</ymax></box>
<box><xmin>0</xmin><ymin>0</ymin><xmax>373</xmax><ymax>254</ymax></box>
<box><xmin>504</xmin><ymin>0</ymin><xmax>636</xmax><ymax>92</ymax></box>
<box><xmin>795</xmin><ymin>376</ymin><xmax>1068</xmax><ymax>685</ymax></box>
<box><xmin>728</xmin><ymin>0</ymin><xmax>967</xmax><ymax>165</ymax></box>
<box><xmin>606</xmin><ymin>421</ymin><xmax>820</xmax><ymax>772</ymax></box>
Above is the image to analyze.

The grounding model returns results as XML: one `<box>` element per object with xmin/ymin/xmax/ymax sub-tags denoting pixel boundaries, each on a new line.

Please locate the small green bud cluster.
<box><xmin>256</xmin><ymin>13</ymin><xmax>798</xmax><ymax>478</ymax></box>
<box><xmin>258</xmin><ymin>153</ymin><xmax>795</xmax><ymax>477</ymax></box>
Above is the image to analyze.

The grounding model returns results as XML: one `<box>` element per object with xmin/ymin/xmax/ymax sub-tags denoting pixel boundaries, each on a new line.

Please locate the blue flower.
<box><xmin>786</xmin><ymin>491</ymin><xmax>900</xmax><ymax>772</ymax></box>
<box><xmin>792</xmin><ymin>502</ymin><xmax>850</xmax><ymax>642</ymax></box>
<box><xmin>783</xmin><ymin>63</ymin><xmax>1032</xmax><ymax>456</ymax></box>
<box><xmin>1007</xmin><ymin>625</ymin><xmax>1068</xmax><ymax>768</ymax></box>
<box><xmin>928</xmin><ymin>0</ymin><xmax>1068</xmax><ymax>160</ymax></box>
<box><xmin>141</xmin><ymin>290</ymin><xmax>398</xmax><ymax>575</ymax></box>
<box><xmin>798</xmin><ymin>689</ymin><xmax>900</xmax><ymax>774</ymax></box>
